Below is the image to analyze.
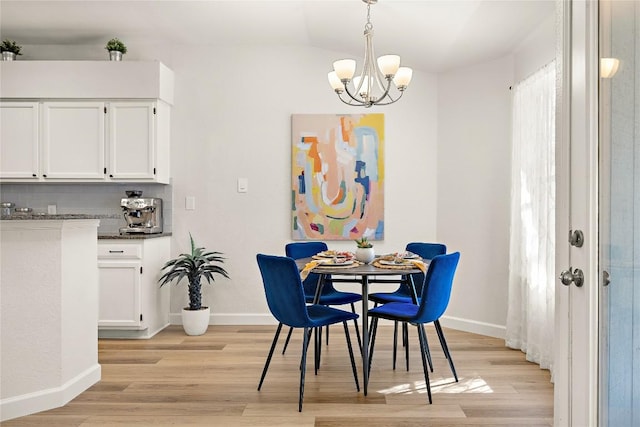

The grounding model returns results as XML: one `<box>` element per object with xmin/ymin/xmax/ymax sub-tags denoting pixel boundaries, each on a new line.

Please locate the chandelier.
<box><xmin>328</xmin><ymin>0</ymin><xmax>413</xmax><ymax>108</ymax></box>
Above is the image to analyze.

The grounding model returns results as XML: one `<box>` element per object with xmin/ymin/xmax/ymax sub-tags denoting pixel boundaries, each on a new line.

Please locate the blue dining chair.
<box><xmin>368</xmin><ymin>242</ymin><xmax>446</xmax><ymax>371</ymax></box>
<box><xmin>368</xmin><ymin>252</ymin><xmax>460</xmax><ymax>404</ymax></box>
<box><xmin>256</xmin><ymin>254</ymin><xmax>360</xmax><ymax>411</ymax></box>
<box><xmin>281</xmin><ymin>242</ymin><xmax>362</xmax><ymax>355</ymax></box>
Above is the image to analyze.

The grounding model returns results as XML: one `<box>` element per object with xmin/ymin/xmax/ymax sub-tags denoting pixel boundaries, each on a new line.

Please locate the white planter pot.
<box><xmin>181</xmin><ymin>306</ymin><xmax>210</xmax><ymax>336</ymax></box>
<box><xmin>355</xmin><ymin>247</ymin><xmax>375</xmax><ymax>263</ymax></box>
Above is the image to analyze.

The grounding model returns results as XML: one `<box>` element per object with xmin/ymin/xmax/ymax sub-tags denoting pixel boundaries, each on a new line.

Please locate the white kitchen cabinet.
<box><xmin>0</xmin><ymin>61</ymin><xmax>173</xmax><ymax>184</ymax></box>
<box><xmin>106</xmin><ymin>101</ymin><xmax>170</xmax><ymax>183</ymax></box>
<box><xmin>0</xmin><ymin>100</ymin><xmax>170</xmax><ymax>183</ymax></box>
<box><xmin>97</xmin><ymin>237</ymin><xmax>170</xmax><ymax>339</ymax></box>
<box><xmin>98</xmin><ymin>260</ymin><xmax>142</xmax><ymax>328</ymax></box>
<box><xmin>0</xmin><ymin>102</ymin><xmax>39</xmax><ymax>179</ymax></box>
<box><xmin>42</xmin><ymin>102</ymin><xmax>105</xmax><ymax>180</ymax></box>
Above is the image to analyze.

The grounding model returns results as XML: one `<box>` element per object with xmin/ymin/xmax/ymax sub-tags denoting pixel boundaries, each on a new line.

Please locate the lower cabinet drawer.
<box><xmin>98</xmin><ymin>243</ymin><xmax>142</xmax><ymax>259</ymax></box>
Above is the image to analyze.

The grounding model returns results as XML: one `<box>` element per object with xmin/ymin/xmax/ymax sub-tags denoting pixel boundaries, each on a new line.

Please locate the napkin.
<box><xmin>300</xmin><ymin>260</ymin><xmax>322</xmax><ymax>281</ymax></box>
<box><xmin>408</xmin><ymin>259</ymin><xmax>427</xmax><ymax>273</ymax></box>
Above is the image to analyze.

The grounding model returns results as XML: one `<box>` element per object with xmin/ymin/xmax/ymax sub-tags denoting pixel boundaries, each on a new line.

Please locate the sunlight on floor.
<box><xmin>377</xmin><ymin>376</ymin><xmax>494</xmax><ymax>395</ymax></box>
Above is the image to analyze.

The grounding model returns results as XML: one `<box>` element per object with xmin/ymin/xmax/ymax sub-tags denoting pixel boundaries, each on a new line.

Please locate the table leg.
<box><xmin>361</xmin><ymin>275</ymin><xmax>369</xmax><ymax>396</ymax></box>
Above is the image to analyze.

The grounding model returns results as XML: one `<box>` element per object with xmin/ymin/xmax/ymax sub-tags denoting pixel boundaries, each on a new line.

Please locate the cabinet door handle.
<box><xmin>42</xmin><ymin>174</ymin><xmax>47</xmax><ymax>178</ymax></box>
<box><xmin>108</xmin><ymin>250</ymin><xmax>124</xmax><ymax>253</ymax></box>
<box><xmin>32</xmin><ymin>173</ymin><xmax>37</xmax><ymax>177</ymax></box>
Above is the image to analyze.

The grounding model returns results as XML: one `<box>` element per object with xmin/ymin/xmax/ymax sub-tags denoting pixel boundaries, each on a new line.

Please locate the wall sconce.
<box><xmin>600</xmin><ymin>58</ymin><xmax>620</xmax><ymax>79</ymax></box>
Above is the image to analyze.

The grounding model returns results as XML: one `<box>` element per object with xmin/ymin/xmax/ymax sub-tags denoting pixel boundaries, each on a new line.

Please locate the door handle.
<box><xmin>560</xmin><ymin>267</ymin><xmax>584</xmax><ymax>287</ymax></box>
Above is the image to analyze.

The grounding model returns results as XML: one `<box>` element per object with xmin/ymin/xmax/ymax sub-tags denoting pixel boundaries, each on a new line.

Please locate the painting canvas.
<box><xmin>291</xmin><ymin>114</ymin><xmax>384</xmax><ymax>240</ymax></box>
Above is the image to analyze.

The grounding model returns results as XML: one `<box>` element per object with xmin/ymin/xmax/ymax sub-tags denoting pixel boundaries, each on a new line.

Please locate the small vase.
<box><xmin>181</xmin><ymin>306</ymin><xmax>210</xmax><ymax>336</ymax></box>
<box><xmin>355</xmin><ymin>247</ymin><xmax>375</xmax><ymax>263</ymax></box>
<box><xmin>109</xmin><ymin>50</ymin><xmax>123</xmax><ymax>61</ymax></box>
<box><xmin>2</xmin><ymin>52</ymin><xmax>16</xmax><ymax>61</ymax></box>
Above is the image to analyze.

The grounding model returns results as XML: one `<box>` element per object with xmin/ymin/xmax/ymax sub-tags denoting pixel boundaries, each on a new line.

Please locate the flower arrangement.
<box><xmin>355</xmin><ymin>236</ymin><xmax>373</xmax><ymax>248</ymax></box>
<box><xmin>0</xmin><ymin>40</ymin><xmax>22</xmax><ymax>55</ymax></box>
<box><xmin>105</xmin><ymin>38</ymin><xmax>127</xmax><ymax>54</ymax></box>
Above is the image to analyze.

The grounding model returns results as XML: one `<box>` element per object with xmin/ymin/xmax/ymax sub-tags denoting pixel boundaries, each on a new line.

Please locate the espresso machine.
<box><xmin>120</xmin><ymin>191</ymin><xmax>163</xmax><ymax>234</ymax></box>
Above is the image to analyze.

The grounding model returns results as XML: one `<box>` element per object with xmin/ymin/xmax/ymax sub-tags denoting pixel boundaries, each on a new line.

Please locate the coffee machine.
<box><xmin>120</xmin><ymin>191</ymin><xmax>163</xmax><ymax>234</ymax></box>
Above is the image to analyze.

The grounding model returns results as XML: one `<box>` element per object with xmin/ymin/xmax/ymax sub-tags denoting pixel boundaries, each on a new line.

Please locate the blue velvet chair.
<box><xmin>368</xmin><ymin>252</ymin><xmax>460</xmax><ymax>404</ymax></box>
<box><xmin>368</xmin><ymin>242</ymin><xmax>446</xmax><ymax>371</ymax></box>
<box><xmin>256</xmin><ymin>254</ymin><xmax>360</xmax><ymax>411</ymax></box>
<box><xmin>281</xmin><ymin>242</ymin><xmax>362</xmax><ymax>354</ymax></box>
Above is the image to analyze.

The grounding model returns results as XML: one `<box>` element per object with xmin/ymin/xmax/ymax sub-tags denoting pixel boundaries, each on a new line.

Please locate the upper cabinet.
<box><xmin>0</xmin><ymin>61</ymin><xmax>173</xmax><ymax>184</ymax></box>
<box><xmin>0</xmin><ymin>102</ymin><xmax>39</xmax><ymax>179</ymax></box>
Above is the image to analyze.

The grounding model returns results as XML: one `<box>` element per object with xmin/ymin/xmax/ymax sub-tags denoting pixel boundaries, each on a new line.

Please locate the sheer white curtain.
<box><xmin>506</xmin><ymin>61</ymin><xmax>556</xmax><ymax>373</ymax></box>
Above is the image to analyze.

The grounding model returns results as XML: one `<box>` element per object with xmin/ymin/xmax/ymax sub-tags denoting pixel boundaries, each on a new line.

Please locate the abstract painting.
<box><xmin>291</xmin><ymin>113</ymin><xmax>384</xmax><ymax>240</ymax></box>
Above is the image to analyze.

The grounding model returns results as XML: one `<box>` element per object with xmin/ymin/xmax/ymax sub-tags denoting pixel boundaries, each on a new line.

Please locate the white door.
<box><xmin>98</xmin><ymin>260</ymin><xmax>142</xmax><ymax>329</ymax></box>
<box><xmin>0</xmin><ymin>102</ymin><xmax>39</xmax><ymax>179</ymax></box>
<box><xmin>42</xmin><ymin>101</ymin><xmax>105</xmax><ymax>179</ymax></box>
<box><xmin>555</xmin><ymin>0</ymin><xmax>599</xmax><ymax>425</ymax></box>
<box><xmin>107</xmin><ymin>102</ymin><xmax>156</xmax><ymax>180</ymax></box>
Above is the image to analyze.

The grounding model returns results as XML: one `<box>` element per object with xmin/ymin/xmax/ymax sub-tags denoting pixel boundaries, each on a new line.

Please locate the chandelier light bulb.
<box><xmin>393</xmin><ymin>67</ymin><xmax>413</xmax><ymax>89</ymax></box>
<box><xmin>328</xmin><ymin>71</ymin><xmax>344</xmax><ymax>92</ymax></box>
<box><xmin>377</xmin><ymin>55</ymin><xmax>400</xmax><ymax>77</ymax></box>
<box><xmin>334</xmin><ymin>59</ymin><xmax>357</xmax><ymax>81</ymax></box>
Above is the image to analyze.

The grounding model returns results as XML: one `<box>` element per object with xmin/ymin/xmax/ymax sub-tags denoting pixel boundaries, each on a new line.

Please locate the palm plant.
<box><xmin>1</xmin><ymin>40</ymin><xmax>22</xmax><ymax>55</ymax></box>
<box><xmin>158</xmin><ymin>234</ymin><xmax>229</xmax><ymax>311</ymax></box>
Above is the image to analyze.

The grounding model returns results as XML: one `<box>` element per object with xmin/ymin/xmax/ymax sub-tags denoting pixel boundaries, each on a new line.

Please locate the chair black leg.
<box><xmin>420</xmin><ymin>325</ymin><xmax>434</xmax><ymax>373</ymax></box>
<box><xmin>282</xmin><ymin>326</ymin><xmax>294</xmax><ymax>355</ymax></box>
<box><xmin>326</xmin><ymin>324</ymin><xmax>329</xmax><ymax>345</ymax></box>
<box><xmin>404</xmin><ymin>322</ymin><xmax>410</xmax><ymax>371</ymax></box>
<box><xmin>416</xmin><ymin>324</ymin><xmax>433</xmax><ymax>404</ymax></box>
<box><xmin>350</xmin><ymin>302</ymin><xmax>363</xmax><ymax>353</ymax></box>
<box><xmin>342</xmin><ymin>321</ymin><xmax>360</xmax><ymax>391</ymax></box>
<box><xmin>368</xmin><ymin>317</ymin><xmax>379</xmax><ymax>377</ymax></box>
<box><xmin>258</xmin><ymin>322</ymin><xmax>283</xmax><ymax>390</ymax></box>
<box><xmin>299</xmin><ymin>327</ymin><xmax>309</xmax><ymax>412</ymax></box>
<box><xmin>434</xmin><ymin>320</ymin><xmax>458</xmax><ymax>382</ymax></box>
<box><xmin>392</xmin><ymin>320</ymin><xmax>398</xmax><ymax>370</ymax></box>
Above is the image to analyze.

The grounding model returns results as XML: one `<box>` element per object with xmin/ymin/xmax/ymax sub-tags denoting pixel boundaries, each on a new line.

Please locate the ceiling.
<box><xmin>0</xmin><ymin>0</ymin><xmax>555</xmax><ymax>73</ymax></box>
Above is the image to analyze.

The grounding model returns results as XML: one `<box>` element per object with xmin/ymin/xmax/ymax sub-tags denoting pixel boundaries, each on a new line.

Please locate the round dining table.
<box><xmin>295</xmin><ymin>257</ymin><xmax>426</xmax><ymax>396</ymax></box>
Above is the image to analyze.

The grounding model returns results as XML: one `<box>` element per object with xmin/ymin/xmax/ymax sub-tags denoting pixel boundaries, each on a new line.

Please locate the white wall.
<box><xmin>436</xmin><ymin>14</ymin><xmax>556</xmax><ymax>338</ymax></box>
<box><xmin>437</xmin><ymin>55</ymin><xmax>515</xmax><ymax>338</ymax></box>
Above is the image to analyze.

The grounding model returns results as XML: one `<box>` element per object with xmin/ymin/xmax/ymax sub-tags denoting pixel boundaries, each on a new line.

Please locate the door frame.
<box><xmin>554</xmin><ymin>0</ymin><xmax>600</xmax><ymax>425</ymax></box>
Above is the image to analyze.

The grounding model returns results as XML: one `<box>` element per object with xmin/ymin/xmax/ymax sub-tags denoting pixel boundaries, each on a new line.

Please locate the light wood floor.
<box><xmin>2</xmin><ymin>325</ymin><xmax>553</xmax><ymax>426</ymax></box>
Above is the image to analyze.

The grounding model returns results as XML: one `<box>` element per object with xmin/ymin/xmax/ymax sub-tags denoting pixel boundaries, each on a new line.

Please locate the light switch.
<box><xmin>237</xmin><ymin>178</ymin><xmax>248</xmax><ymax>193</ymax></box>
<box><xmin>185</xmin><ymin>196</ymin><xmax>196</xmax><ymax>210</ymax></box>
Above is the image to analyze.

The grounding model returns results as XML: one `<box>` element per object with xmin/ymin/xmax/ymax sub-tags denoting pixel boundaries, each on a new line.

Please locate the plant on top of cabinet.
<box><xmin>1</xmin><ymin>39</ymin><xmax>22</xmax><ymax>61</ymax></box>
<box><xmin>105</xmin><ymin>37</ymin><xmax>127</xmax><ymax>61</ymax></box>
<box><xmin>158</xmin><ymin>234</ymin><xmax>230</xmax><ymax>336</ymax></box>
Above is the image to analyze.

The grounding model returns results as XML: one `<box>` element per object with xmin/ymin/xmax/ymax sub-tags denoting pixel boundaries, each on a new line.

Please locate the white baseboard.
<box><xmin>0</xmin><ymin>364</ymin><xmax>101</xmax><ymax>422</ymax></box>
<box><xmin>439</xmin><ymin>315</ymin><xmax>506</xmax><ymax>339</ymax></box>
<box><xmin>168</xmin><ymin>312</ymin><xmax>505</xmax><ymax>339</ymax></box>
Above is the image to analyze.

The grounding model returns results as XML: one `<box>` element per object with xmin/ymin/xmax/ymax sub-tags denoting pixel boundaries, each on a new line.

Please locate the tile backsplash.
<box><xmin>0</xmin><ymin>183</ymin><xmax>172</xmax><ymax>234</ymax></box>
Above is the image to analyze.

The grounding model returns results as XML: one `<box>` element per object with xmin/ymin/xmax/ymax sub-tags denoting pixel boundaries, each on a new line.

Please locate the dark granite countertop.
<box><xmin>1</xmin><ymin>213</ymin><xmax>119</xmax><ymax>220</ymax></box>
<box><xmin>98</xmin><ymin>232</ymin><xmax>172</xmax><ymax>240</ymax></box>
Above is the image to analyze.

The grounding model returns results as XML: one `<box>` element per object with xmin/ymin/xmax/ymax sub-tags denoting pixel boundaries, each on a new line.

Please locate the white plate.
<box><xmin>318</xmin><ymin>259</ymin><xmax>355</xmax><ymax>266</ymax></box>
<box><xmin>379</xmin><ymin>259</ymin><xmax>413</xmax><ymax>266</ymax></box>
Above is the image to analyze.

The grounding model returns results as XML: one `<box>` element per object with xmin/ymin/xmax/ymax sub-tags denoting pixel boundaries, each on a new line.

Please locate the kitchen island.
<box><xmin>0</xmin><ymin>216</ymin><xmax>102</xmax><ymax>421</ymax></box>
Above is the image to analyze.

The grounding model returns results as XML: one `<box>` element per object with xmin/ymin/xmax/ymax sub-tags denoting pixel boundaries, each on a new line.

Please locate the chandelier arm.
<box><xmin>369</xmin><ymin>89</ymin><xmax>404</xmax><ymax>106</ymax></box>
<box><xmin>342</xmin><ymin>83</ymin><xmax>368</xmax><ymax>105</ymax></box>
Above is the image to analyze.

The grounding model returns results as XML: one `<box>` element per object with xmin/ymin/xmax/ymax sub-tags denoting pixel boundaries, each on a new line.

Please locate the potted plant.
<box><xmin>1</xmin><ymin>39</ymin><xmax>22</xmax><ymax>61</ymax></box>
<box><xmin>105</xmin><ymin>38</ymin><xmax>127</xmax><ymax>61</ymax></box>
<box><xmin>354</xmin><ymin>236</ymin><xmax>375</xmax><ymax>263</ymax></box>
<box><xmin>158</xmin><ymin>234</ymin><xmax>230</xmax><ymax>335</ymax></box>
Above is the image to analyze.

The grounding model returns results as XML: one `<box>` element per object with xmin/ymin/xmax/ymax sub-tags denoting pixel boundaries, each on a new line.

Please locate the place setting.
<box><xmin>372</xmin><ymin>251</ymin><xmax>427</xmax><ymax>272</ymax></box>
